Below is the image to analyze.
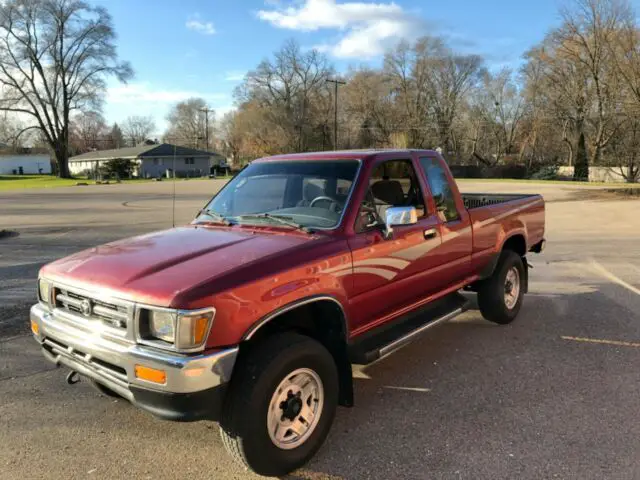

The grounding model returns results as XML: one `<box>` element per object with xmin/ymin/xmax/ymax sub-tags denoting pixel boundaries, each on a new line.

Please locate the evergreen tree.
<box><xmin>573</xmin><ymin>131</ymin><xmax>589</xmax><ymax>181</ymax></box>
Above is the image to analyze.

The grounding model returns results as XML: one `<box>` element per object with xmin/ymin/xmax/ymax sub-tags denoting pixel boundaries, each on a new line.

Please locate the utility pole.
<box><xmin>199</xmin><ymin>107</ymin><xmax>215</xmax><ymax>151</ymax></box>
<box><xmin>326</xmin><ymin>78</ymin><xmax>346</xmax><ymax>150</ymax></box>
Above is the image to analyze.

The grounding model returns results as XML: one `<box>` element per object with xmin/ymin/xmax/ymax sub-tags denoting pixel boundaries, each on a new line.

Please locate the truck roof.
<box><xmin>255</xmin><ymin>149</ymin><xmax>440</xmax><ymax>163</ymax></box>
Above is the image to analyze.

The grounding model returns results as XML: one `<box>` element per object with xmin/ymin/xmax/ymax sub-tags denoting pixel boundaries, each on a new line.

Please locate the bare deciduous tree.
<box><xmin>70</xmin><ymin>110</ymin><xmax>107</xmax><ymax>154</ymax></box>
<box><xmin>0</xmin><ymin>0</ymin><xmax>133</xmax><ymax>177</ymax></box>
<box><xmin>466</xmin><ymin>69</ymin><xmax>525</xmax><ymax>166</ymax></box>
<box><xmin>557</xmin><ymin>0</ymin><xmax>631</xmax><ymax>168</ymax></box>
<box><xmin>343</xmin><ymin>68</ymin><xmax>399</xmax><ymax>148</ymax></box>
<box><xmin>121</xmin><ymin>115</ymin><xmax>155</xmax><ymax>146</ymax></box>
<box><xmin>223</xmin><ymin>0</ymin><xmax>640</xmax><ymax>183</ymax></box>
<box><xmin>384</xmin><ymin>37</ymin><xmax>484</xmax><ymax>151</ymax></box>
<box><xmin>163</xmin><ymin>97</ymin><xmax>213</xmax><ymax>149</ymax></box>
<box><xmin>237</xmin><ymin>39</ymin><xmax>334</xmax><ymax>152</ymax></box>
<box><xmin>107</xmin><ymin>122</ymin><xmax>124</xmax><ymax>149</ymax></box>
<box><xmin>0</xmin><ymin>112</ymin><xmax>36</xmax><ymax>148</ymax></box>
<box><xmin>218</xmin><ymin>110</ymin><xmax>243</xmax><ymax>164</ymax></box>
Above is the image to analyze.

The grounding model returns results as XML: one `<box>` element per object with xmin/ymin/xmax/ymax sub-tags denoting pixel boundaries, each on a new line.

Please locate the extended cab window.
<box><xmin>355</xmin><ymin>159</ymin><xmax>425</xmax><ymax>232</ymax></box>
<box><xmin>419</xmin><ymin>157</ymin><xmax>460</xmax><ymax>223</ymax></box>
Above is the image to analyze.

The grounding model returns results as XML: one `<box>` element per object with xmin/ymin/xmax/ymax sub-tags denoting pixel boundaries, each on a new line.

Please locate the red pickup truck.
<box><xmin>31</xmin><ymin>150</ymin><xmax>545</xmax><ymax>476</ymax></box>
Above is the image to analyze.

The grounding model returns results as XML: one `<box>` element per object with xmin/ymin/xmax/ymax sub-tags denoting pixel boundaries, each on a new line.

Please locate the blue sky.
<box><xmin>95</xmin><ymin>0</ymin><xmax>639</xmax><ymax>134</ymax></box>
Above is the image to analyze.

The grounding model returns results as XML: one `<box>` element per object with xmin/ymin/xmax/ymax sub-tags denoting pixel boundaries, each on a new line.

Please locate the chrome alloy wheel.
<box><xmin>504</xmin><ymin>266</ymin><xmax>520</xmax><ymax>310</ymax></box>
<box><xmin>267</xmin><ymin>368</ymin><xmax>324</xmax><ymax>450</ymax></box>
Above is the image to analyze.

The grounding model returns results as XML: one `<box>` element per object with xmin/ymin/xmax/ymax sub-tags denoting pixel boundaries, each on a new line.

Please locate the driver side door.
<box><xmin>346</xmin><ymin>157</ymin><xmax>444</xmax><ymax>334</ymax></box>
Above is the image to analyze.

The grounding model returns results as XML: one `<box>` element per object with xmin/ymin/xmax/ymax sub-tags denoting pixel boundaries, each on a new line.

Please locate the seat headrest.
<box><xmin>371</xmin><ymin>179</ymin><xmax>404</xmax><ymax>205</ymax></box>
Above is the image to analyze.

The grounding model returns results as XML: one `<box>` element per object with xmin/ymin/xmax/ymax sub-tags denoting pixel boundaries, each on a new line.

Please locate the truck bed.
<box><xmin>462</xmin><ymin>193</ymin><xmax>540</xmax><ymax>210</ymax></box>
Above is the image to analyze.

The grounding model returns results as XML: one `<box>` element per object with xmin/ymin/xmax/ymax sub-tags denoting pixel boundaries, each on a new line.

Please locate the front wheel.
<box><xmin>219</xmin><ymin>333</ymin><xmax>338</xmax><ymax>477</ymax></box>
<box><xmin>477</xmin><ymin>250</ymin><xmax>525</xmax><ymax>324</ymax></box>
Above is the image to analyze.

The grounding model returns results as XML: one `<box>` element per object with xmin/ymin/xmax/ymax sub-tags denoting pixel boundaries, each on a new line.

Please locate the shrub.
<box><xmin>530</xmin><ymin>165</ymin><xmax>560</xmax><ymax>180</ymax></box>
<box><xmin>101</xmin><ymin>158</ymin><xmax>135</xmax><ymax>178</ymax></box>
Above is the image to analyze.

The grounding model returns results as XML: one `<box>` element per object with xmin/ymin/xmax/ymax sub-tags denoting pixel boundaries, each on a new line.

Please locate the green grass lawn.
<box><xmin>0</xmin><ymin>175</ymin><xmax>232</xmax><ymax>191</ymax></box>
<box><xmin>0</xmin><ymin>175</ymin><xmax>91</xmax><ymax>190</ymax></box>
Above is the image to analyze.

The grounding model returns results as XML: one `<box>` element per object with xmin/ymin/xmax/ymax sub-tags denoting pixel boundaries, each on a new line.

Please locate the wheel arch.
<box><xmin>501</xmin><ymin>233</ymin><xmax>527</xmax><ymax>257</ymax></box>
<box><xmin>241</xmin><ymin>295</ymin><xmax>354</xmax><ymax>407</ymax></box>
<box><xmin>475</xmin><ymin>232</ymin><xmax>528</xmax><ymax>285</ymax></box>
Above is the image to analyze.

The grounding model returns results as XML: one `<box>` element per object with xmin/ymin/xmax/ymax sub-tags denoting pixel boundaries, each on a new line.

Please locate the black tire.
<box><xmin>219</xmin><ymin>333</ymin><xmax>339</xmax><ymax>477</ymax></box>
<box><xmin>477</xmin><ymin>250</ymin><xmax>525</xmax><ymax>324</ymax></box>
<box><xmin>90</xmin><ymin>380</ymin><xmax>122</xmax><ymax>398</ymax></box>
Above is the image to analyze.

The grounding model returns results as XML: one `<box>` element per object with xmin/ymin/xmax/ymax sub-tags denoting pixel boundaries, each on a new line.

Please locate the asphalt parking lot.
<box><xmin>1</xmin><ymin>179</ymin><xmax>639</xmax><ymax>480</ymax></box>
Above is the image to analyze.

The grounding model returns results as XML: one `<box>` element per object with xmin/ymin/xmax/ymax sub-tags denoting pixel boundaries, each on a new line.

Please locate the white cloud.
<box><xmin>257</xmin><ymin>0</ymin><xmax>426</xmax><ymax>58</ymax></box>
<box><xmin>107</xmin><ymin>82</ymin><xmax>226</xmax><ymax>105</ymax></box>
<box><xmin>224</xmin><ymin>71</ymin><xmax>246</xmax><ymax>82</ymax></box>
<box><xmin>215</xmin><ymin>105</ymin><xmax>237</xmax><ymax>118</ymax></box>
<box><xmin>104</xmin><ymin>82</ymin><xmax>229</xmax><ymax>133</ymax></box>
<box><xmin>186</xmin><ymin>14</ymin><xmax>216</xmax><ymax>35</ymax></box>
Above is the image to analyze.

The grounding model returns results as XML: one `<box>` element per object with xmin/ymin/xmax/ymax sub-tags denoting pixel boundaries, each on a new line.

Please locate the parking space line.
<box><xmin>591</xmin><ymin>260</ymin><xmax>640</xmax><ymax>296</ymax></box>
<box><xmin>561</xmin><ymin>336</ymin><xmax>640</xmax><ymax>348</ymax></box>
<box><xmin>289</xmin><ymin>469</ymin><xmax>345</xmax><ymax>480</ymax></box>
<box><xmin>383</xmin><ymin>385</ymin><xmax>431</xmax><ymax>393</ymax></box>
<box><xmin>351</xmin><ymin>365</ymin><xmax>371</xmax><ymax>379</ymax></box>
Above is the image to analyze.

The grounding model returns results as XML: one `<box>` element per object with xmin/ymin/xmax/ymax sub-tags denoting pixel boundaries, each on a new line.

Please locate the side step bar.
<box><xmin>349</xmin><ymin>293</ymin><xmax>469</xmax><ymax>364</ymax></box>
<box><xmin>377</xmin><ymin>307</ymin><xmax>464</xmax><ymax>360</ymax></box>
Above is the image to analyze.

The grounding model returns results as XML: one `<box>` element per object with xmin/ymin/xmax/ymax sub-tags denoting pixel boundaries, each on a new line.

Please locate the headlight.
<box><xmin>148</xmin><ymin>310</ymin><xmax>176</xmax><ymax>343</ymax></box>
<box><xmin>38</xmin><ymin>279</ymin><xmax>52</xmax><ymax>307</ymax></box>
<box><xmin>139</xmin><ymin>307</ymin><xmax>215</xmax><ymax>352</ymax></box>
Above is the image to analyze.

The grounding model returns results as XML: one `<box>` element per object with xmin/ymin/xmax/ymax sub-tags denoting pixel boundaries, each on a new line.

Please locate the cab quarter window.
<box><xmin>419</xmin><ymin>157</ymin><xmax>460</xmax><ymax>222</ymax></box>
<box><xmin>355</xmin><ymin>159</ymin><xmax>426</xmax><ymax>232</ymax></box>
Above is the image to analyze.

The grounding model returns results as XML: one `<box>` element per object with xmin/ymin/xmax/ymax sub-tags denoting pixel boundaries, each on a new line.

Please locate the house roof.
<box><xmin>69</xmin><ymin>143</ymin><xmax>223</xmax><ymax>162</ymax></box>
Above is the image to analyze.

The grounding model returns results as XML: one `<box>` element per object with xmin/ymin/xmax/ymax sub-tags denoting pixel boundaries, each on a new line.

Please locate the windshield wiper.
<box><xmin>197</xmin><ymin>209</ymin><xmax>232</xmax><ymax>226</ymax></box>
<box><xmin>235</xmin><ymin>213</ymin><xmax>312</xmax><ymax>233</ymax></box>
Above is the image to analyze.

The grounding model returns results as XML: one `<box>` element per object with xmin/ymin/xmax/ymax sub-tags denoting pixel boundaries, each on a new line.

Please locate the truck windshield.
<box><xmin>199</xmin><ymin>160</ymin><xmax>360</xmax><ymax>229</ymax></box>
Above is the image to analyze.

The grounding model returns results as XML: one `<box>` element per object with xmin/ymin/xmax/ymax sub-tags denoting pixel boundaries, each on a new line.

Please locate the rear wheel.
<box><xmin>477</xmin><ymin>250</ymin><xmax>525</xmax><ymax>324</ymax></box>
<box><xmin>219</xmin><ymin>333</ymin><xmax>338</xmax><ymax>477</ymax></box>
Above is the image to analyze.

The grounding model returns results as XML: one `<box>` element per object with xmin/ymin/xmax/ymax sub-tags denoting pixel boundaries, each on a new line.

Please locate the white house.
<box><xmin>0</xmin><ymin>154</ymin><xmax>52</xmax><ymax>175</ymax></box>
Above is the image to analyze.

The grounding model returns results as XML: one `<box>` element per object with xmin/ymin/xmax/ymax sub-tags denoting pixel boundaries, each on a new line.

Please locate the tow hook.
<box><xmin>66</xmin><ymin>370</ymin><xmax>80</xmax><ymax>385</ymax></box>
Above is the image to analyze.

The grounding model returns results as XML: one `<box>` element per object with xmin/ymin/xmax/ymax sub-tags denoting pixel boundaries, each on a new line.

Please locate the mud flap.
<box><xmin>523</xmin><ymin>257</ymin><xmax>532</xmax><ymax>293</ymax></box>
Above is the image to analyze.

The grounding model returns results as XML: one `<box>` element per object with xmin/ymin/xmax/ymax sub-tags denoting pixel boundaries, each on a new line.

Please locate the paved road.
<box><xmin>1</xmin><ymin>180</ymin><xmax>640</xmax><ymax>479</ymax></box>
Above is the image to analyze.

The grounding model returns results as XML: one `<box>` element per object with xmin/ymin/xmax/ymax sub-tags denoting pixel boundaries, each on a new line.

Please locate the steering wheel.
<box><xmin>309</xmin><ymin>195</ymin><xmax>340</xmax><ymax>212</ymax></box>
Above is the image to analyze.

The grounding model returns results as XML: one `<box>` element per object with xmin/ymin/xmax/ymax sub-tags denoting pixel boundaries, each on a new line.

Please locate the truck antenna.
<box><xmin>172</xmin><ymin>144</ymin><xmax>176</xmax><ymax>228</ymax></box>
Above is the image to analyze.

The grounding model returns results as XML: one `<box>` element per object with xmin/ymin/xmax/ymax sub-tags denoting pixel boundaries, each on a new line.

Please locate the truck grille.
<box><xmin>53</xmin><ymin>286</ymin><xmax>132</xmax><ymax>330</ymax></box>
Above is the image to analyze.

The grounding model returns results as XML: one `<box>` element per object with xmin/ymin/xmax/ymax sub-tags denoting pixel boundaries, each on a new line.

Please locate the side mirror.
<box><xmin>383</xmin><ymin>206</ymin><xmax>418</xmax><ymax>239</ymax></box>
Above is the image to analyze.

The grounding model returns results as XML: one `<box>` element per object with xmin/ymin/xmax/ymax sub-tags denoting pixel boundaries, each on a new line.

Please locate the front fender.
<box><xmin>202</xmin><ymin>252</ymin><xmax>352</xmax><ymax>348</ymax></box>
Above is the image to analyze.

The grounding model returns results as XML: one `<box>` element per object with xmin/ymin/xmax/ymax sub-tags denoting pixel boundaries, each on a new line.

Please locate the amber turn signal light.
<box><xmin>193</xmin><ymin>315</ymin><xmax>210</xmax><ymax>345</ymax></box>
<box><xmin>31</xmin><ymin>319</ymin><xmax>39</xmax><ymax>335</ymax></box>
<box><xmin>134</xmin><ymin>365</ymin><xmax>166</xmax><ymax>384</ymax></box>
<box><xmin>176</xmin><ymin>313</ymin><xmax>213</xmax><ymax>349</ymax></box>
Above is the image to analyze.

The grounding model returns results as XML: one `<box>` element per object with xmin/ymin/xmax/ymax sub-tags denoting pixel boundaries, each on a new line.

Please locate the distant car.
<box><xmin>31</xmin><ymin>149</ymin><xmax>545</xmax><ymax>476</ymax></box>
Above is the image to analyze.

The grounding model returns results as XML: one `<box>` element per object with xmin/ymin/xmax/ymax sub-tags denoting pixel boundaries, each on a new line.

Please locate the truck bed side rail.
<box><xmin>462</xmin><ymin>193</ymin><xmax>539</xmax><ymax>210</ymax></box>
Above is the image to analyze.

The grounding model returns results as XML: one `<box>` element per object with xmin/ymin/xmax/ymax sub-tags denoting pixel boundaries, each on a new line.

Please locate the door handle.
<box><xmin>423</xmin><ymin>228</ymin><xmax>438</xmax><ymax>239</ymax></box>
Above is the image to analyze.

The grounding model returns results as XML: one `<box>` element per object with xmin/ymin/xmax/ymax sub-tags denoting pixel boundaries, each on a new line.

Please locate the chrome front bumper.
<box><xmin>31</xmin><ymin>303</ymin><xmax>238</xmax><ymax>419</ymax></box>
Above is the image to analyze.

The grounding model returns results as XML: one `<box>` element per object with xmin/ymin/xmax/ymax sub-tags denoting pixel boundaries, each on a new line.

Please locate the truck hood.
<box><xmin>41</xmin><ymin>226</ymin><xmax>317</xmax><ymax>307</ymax></box>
